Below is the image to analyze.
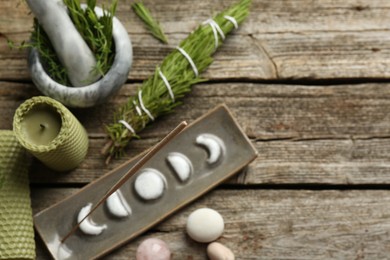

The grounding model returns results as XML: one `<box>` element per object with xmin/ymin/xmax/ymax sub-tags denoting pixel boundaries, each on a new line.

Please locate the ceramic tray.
<box><xmin>34</xmin><ymin>104</ymin><xmax>258</xmax><ymax>259</ymax></box>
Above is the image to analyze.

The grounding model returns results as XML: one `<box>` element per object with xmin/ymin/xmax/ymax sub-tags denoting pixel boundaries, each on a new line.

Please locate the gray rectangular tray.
<box><xmin>34</xmin><ymin>104</ymin><xmax>258</xmax><ymax>259</ymax></box>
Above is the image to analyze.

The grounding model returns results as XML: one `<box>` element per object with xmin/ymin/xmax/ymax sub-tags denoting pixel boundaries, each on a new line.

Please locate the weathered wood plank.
<box><xmin>3</xmin><ymin>81</ymin><xmax>390</xmax><ymax>185</ymax></box>
<box><xmin>254</xmin><ymin>31</ymin><xmax>390</xmax><ymax>79</ymax></box>
<box><xmin>0</xmin><ymin>33</ymin><xmax>270</xmax><ymax>81</ymax></box>
<box><xmin>3</xmin><ymin>82</ymin><xmax>390</xmax><ymax>139</ymax></box>
<box><xmin>2</xmin><ymin>0</ymin><xmax>390</xmax><ymax>81</ymax></box>
<box><xmin>31</xmin><ymin>188</ymin><xmax>390</xmax><ymax>259</ymax></box>
<box><xmin>3</xmin><ymin>0</ymin><xmax>390</xmax><ymax>36</ymax></box>
<box><xmin>27</xmin><ymin>138</ymin><xmax>390</xmax><ymax>185</ymax></box>
<box><xmin>239</xmin><ymin>138</ymin><xmax>390</xmax><ymax>185</ymax></box>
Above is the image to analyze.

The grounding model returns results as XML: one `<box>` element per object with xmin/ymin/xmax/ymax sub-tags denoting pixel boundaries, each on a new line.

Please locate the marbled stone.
<box><xmin>136</xmin><ymin>238</ymin><xmax>171</xmax><ymax>260</ymax></box>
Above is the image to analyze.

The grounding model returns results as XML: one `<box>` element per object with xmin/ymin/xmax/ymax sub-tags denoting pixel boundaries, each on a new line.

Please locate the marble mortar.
<box><xmin>28</xmin><ymin>5</ymin><xmax>132</xmax><ymax>108</ymax></box>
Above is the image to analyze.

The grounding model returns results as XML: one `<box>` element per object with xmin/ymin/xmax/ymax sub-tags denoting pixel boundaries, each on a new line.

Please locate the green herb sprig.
<box><xmin>31</xmin><ymin>20</ymin><xmax>71</xmax><ymax>85</ymax></box>
<box><xmin>64</xmin><ymin>0</ymin><xmax>117</xmax><ymax>77</ymax></box>
<box><xmin>103</xmin><ymin>0</ymin><xmax>251</xmax><ymax>162</ymax></box>
<box><xmin>132</xmin><ymin>1</ymin><xmax>168</xmax><ymax>44</ymax></box>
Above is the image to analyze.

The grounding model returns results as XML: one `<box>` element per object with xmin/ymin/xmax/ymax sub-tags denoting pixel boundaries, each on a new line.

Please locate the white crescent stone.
<box><xmin>77</xmin><ymin>203</ymin><xmax>107</xmax><ymax>236</ymax></box>
<box><xmin>195</xmin><ymin>134</ymin><xmax>225</xmax><ymax>164</ymax></box>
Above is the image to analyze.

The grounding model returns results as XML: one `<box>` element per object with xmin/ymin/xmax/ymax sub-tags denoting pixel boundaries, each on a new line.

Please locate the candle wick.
<box><xmin>40</xmin><ymin>124</ymin><xmax>46</xmax><ymax>130</ymax></box>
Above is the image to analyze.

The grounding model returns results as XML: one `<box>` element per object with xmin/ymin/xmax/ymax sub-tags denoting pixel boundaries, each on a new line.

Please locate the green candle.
<box><xmin>20</xmin><ymin>105</ymin><xmax>61</xmax><ymax>146</ymax></box>
<box><xmin>0</xmin><ymin>130</ymin><xmax>35</xmax><ymax>260</ymax></box>
<box><xmin>13</xmin><ymin>96</ymin><xmax>89</xmax><ymax>171</ymax></box>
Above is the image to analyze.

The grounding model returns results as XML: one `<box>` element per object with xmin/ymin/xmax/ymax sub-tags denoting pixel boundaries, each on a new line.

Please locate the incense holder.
<box><xmin>34</xmin><ymin>104</ymin><xmax>258</xmax><ymax>259</ymax></box>
<box><xmin>28</xmin><ymin>5</ymin><xmax>132</xmax><ymax>108</ymax></box>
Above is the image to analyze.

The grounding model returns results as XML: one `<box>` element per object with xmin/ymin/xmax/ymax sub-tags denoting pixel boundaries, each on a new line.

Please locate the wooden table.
<box><xmin>2</xmin><ymin>0</ymin><xmax>390</xmax><ymax>259</ymax></box>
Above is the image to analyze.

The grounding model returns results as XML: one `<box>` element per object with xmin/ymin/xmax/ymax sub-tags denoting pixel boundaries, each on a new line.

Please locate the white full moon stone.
<box><xmin>134</xmin><ymin>169</ymin><xmax>166</xmax><ymax>200</ymax></box>
<box><xmin>186</xmin><ymin>208</ymin><xmax>225</xmax><ymax>243</ymax></box>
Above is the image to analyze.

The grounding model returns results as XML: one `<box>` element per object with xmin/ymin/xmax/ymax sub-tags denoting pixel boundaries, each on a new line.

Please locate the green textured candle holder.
<box><xmin>0</xmin><ymin>130</ymin><xmax>35</xmax><ymax>260</ymax></box>
<box><xmin>13</xmin><ymin>96</ymin><xmax>89</xmax><ymax>171</ymax></box>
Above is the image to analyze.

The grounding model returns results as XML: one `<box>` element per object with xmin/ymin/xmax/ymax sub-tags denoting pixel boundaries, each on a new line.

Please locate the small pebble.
<box><xmin>136</xmin><ymin>238</ymin><xmax>171</xmax><ymax>260</ymax></box>
<box><xmin>186</xmin><ymin>208</ymin><xmax>224</xmax><ymax>243</ymax></box>
<box><xmin>207</xmin><ymin>242</ymin><xmax>235</xmax><ymax>260</ymax></box>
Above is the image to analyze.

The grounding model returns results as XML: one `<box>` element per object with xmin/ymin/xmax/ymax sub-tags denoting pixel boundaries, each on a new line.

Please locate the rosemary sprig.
<box><xmin>131</xmin><ymin>1</ymin><xmax>168</xmax><ymax>44</ymax></box>
<box><xmin>103</xmin><ymin>0</ymin><xmax>251</xmax><ymax>162</ymax></box>
<box><xmin>64</xmin><ymin>0</ymin><xmax>117</xmax><ymax>77</ymax></box>
<box><xmin>11</xmin><ymin>0</ymin><xmax>117</xmax><ymax>85</ymax></box>
<box><xmin>31</xmin><ymin>19</ymin><xmax>71</xmax><ymax>85</ymax></box>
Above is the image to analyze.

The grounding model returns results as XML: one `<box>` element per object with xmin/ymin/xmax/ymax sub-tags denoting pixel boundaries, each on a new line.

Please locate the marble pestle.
<box><xmin>26</xmin><ymin>0</ymin><xmax>100</xmax><ymax>87</ymax></box>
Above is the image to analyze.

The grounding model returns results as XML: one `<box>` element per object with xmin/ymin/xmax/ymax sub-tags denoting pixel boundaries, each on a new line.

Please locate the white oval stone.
<box><xmin>207</xmin><ymin>242</ymin><xmax>235</xmax><ymax>260</ymax></box>
<box><xmin>134</xmin><ymin>169</ymin><xmax>166</xmax><ymax>200</ymax></box>
<box><xmin>186</xmin><ymin>208</ymin><xmax>224</xmax><ymax>243</ymax></box>
<box><xmin>136</xmin><ymin>238</ymin><xmax>171</xmax><ymax>260</ymax></box>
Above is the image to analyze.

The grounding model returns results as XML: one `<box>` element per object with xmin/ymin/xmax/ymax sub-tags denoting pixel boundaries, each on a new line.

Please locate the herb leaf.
<box><xmin>132</xmin><ymin>1</ymin><xmax>169</xmax><ymax>44</ymax></box>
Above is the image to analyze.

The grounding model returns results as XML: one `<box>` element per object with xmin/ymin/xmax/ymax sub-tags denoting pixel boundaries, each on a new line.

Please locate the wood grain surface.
<box><xmin>1</xmin><ymin>0</ymin><xmax>390</xmax><ymax>259</ymax></box>
<box><xmin>2</xmin><ymin>0</ymin><xmax>390</xmax><ymax>81</ymax></box>
<box><xmin>32</xmin><ymin>188</ymin><xmax>390</xmax><ymax>259</ymax></box>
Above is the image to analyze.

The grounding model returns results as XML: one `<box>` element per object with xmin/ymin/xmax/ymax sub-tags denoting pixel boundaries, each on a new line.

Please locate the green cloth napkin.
<box><xmin>0</xmin><ymin>130</ymin><xmax>35</xmax><ymax>259</ymax></box>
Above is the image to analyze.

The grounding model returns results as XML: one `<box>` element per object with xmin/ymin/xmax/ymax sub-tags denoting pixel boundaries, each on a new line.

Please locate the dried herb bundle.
<box><xmin>104</xmin><ymin>0</ymin><xmax>251</xmax><ymax>162</ymax></box>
